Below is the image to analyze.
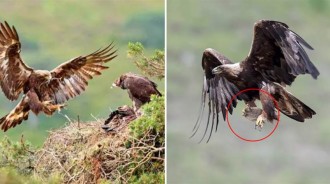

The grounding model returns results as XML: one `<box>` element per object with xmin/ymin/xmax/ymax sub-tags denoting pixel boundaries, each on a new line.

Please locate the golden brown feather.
<box><xmin>0</xmin><ymin>21</ymin><xmax>117</xmax><ymax>131</ymax></box>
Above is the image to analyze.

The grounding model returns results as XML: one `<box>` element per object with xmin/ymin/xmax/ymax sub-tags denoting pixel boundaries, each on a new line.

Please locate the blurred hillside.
<box><xmin>0</xmin><ymin>0</ymin><xmax>164</xmax><ymax>146</ymax></box>
<box><xmin>168</xmin><ymin>0</ymin><xmax>330</xmax><ymax>183</ymax></box>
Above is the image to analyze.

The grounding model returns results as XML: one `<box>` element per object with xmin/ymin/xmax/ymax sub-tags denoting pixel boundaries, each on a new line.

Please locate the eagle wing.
<box><xmin>244</xmin><ymin>20</ymin><xmax>319</xmax><ymax>85</ymax></box>
<box><xmin>0</xmin><ymin>21</ymin><xmax>33</xmax><ymax>100</ymax></box>
<box><xmin>44</xmin><ymin>44</ymin><xmax>117</xmax><ymax>104</ymax></box>
<box><xmin>192</xmin><ymin>48</ymin><xmax>241</xmax><ymax>142</ymax></box>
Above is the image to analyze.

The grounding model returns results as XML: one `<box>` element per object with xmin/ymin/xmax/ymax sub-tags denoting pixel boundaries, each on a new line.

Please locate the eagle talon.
<box><xmin>43</xmin><ymin>102</ymin><xmax>65</xmax><ymax>114</ymax></box>
<box><xmin>42</xmin><ymin>100</ymin><xmax>53</xmax><ymax>106</ymax></box>
<box><xmin>255</xmin><ymin>114</ymin><xmax>266</xmax><ymax>131</ymax></box>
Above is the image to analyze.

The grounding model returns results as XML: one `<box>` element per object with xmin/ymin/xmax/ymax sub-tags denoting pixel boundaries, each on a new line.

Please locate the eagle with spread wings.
<box><xmin>0</xmin><ymin>21</ymin><xmax>117</xmax><ymax>131</ymax></box>
<box><xmin>193</xmin><ymin>20</ymin><xmax>319</xmax><ymax>142</ymax></box>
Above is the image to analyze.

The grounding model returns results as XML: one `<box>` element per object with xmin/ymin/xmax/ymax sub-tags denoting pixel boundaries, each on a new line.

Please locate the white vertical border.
<box><xmin>164</xmin><ymin>0</ymin><xmax>167</xmax><ymax>183</ymax></box>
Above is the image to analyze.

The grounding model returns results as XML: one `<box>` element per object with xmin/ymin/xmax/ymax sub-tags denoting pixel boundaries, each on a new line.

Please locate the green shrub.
<box><xmin>128</xmin><ymin>42</ymin><xmax>165</xmax><ymax>79</ymax></box>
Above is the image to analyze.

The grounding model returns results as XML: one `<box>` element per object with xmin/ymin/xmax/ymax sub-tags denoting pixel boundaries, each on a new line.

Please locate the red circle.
<box><xmin>226</xmin><ymin>88</ymin><xmax>280</xmax><ymax>142</ymax></box>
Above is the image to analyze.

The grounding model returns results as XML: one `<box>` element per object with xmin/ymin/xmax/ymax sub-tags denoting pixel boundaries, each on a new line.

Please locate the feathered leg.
<box><xmin>26</xmin><ymin>90</ymin><xmax>64</xmax><ymax>116</ymax></box>
<box><xmin>256</xmin><ymin>85</ymin><xmax>278</xmax><ymax>130</ymax></box>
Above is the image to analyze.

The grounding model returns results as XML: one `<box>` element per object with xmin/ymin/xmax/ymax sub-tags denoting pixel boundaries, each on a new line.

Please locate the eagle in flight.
<box><xmin>112</xmin><ymin>73</ymin><xmax>162</xmax><ymax>114</ymax></box>
<box><xmin>0</xmin><ymin>21</ymin><xmax>117</xmax><ymax>131</ymax></box>
<box><xmin>193</xmin><ymin>20</ymin><xmax>319</xmax><ymax>142</ymax></box>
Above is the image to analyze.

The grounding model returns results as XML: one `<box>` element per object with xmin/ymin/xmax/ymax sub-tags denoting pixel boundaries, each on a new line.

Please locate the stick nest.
<box><xmin>34</xmin><ymin>119</ymin><xmax>164</xmax><ymax>184</ymax></box>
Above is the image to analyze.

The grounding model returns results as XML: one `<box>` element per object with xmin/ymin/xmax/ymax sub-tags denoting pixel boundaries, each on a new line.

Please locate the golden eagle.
<box><xmin>0</xmin><ymin>21</ymin><xmax>117</xmax><ymax>131</ymax></box>
<box><xmin>112</xmin><ymin>73</ymin><xmax>162</xmax><ymax>114</ymax></box>
<box><xmin>193</xmin><ymin>20</ymin><xmax>319</xmax><ymax>142</ymax></box>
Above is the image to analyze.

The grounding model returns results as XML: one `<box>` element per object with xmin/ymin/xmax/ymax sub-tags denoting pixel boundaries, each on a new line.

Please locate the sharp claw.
<box><xmin>42</xmin><ymin>101</ymin><xmax>65</xmax><ymax>113</ymax></box>
<box><xmin>255</xmin><ymin>114</ymin><xmax>266</xmax><ymax>131</ymax></box>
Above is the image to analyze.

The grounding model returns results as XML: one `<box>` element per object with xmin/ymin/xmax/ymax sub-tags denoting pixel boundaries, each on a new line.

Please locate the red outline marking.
<box><xmin>226</xmin><ymin>88</ymin><xmax>280</xmax><ymax>142</ymax></box>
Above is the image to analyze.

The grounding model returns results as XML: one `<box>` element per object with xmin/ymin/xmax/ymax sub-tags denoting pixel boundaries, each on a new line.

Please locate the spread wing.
<box><xmin>243</xmin><ymin>20</ymin><xmax>319</xmax><ymax>85</ymax></box>
<box><xmin>0</xmin><ymin>21</ymin><xmax>33</xmax><ymax>100</ymax></box>
<box><xmin>192</xmin><ymin>48</ymin><xmax>241</xmax><ymax>143</ymax></box>
<box><xmin>43</xmin><ymin>44</ymin><xmax>117</xmax><ymax>104</ymax></box>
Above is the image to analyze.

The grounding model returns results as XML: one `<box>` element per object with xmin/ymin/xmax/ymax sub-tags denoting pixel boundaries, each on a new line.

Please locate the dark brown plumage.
<box><xmin>112</xmin><ymin>73</ymin><xmax>162</xmax><ymax>113</ymax></box>
<box><xmin>102</xmin><ymin>105</ymin><xmax>136</xmax><ymax>132</ymax></box>
<box><xmin>193</xmin><ymin>20</ymin><xmax>319</xmax><ymax>142</ymax></box>
<box><xmin>0</xmin><ymin>21</ymin><xmax>117</xmax><ymax>131</ymax></box>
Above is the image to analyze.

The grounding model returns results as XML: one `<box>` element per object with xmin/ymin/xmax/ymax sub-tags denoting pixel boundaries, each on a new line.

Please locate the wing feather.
<box><xmin>244</xmin><ymin>20</ymin><xmax>319</xmax><ymax>85</ymax></box>
<box><xmin>44</xmin><ymin>43</ymin><xmax>117</xmax><ymax>104</ymax></box>
<box><xmin>0</xmin><ymin>21</ymin><xmax>32</xmax><ymax>100</ymax></box>
<box><xmin>192</xmin><ymin>48</ymin><xmax>241</xmax><ymax>142</ymax></box>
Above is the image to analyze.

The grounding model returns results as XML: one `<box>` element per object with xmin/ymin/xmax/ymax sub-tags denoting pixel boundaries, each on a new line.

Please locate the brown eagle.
<box><xmin>193</xmin><ymin>20</ymin><xmax>319</xmax><ymax>142</ymax></box>
<box><xmin>0</xmin><ymin>21</ymin><xmax>117</xmax><ymax>131</ymax></box>
<box><xmin>112</xmin><ymin>73</ymin><xmax>162</xmax><ymax>113</ymax></box>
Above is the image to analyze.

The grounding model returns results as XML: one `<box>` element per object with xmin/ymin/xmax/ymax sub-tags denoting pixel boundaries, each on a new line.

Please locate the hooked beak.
<box><xmin>111</xmin><ymin>83</ymin><xmax>118</xmax><ymax>89</ymax></box>
<box><xmin>212</xmin><ymin>66</ymin><xmax>222</xmax><ymax>75</ymax></box>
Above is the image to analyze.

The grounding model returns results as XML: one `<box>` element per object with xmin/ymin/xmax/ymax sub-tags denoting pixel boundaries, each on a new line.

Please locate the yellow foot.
<box><xmin>42</xmin><ymin>101</ymin><xmax>66</xmax><ymax>115</ymax></box>
<box><xmin>42</xmin><ymin>100</ymin><xmax>53</xmax><ymax>106</ymax></box>
<box><xmin>48</xmin><ymin>103</ymin><xmax>65</xmax><ymax>111</ymax></box>
<box><xmin>255</xmin><ymin>114</ymin><xmax>267</xmax><ymax>130</ymax></box>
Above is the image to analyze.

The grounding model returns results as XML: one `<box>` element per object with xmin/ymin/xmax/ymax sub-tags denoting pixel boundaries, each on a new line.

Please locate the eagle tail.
<box><xmin>155</xmin><ymin>89</ymin><xmax>162</xmax><ymax>97</ymax></box>
<box><xmin>274</xmin><ymin>84</ymin><xmax>315</xmax><ymax>122</ymax></box>
<box><xmin>151</xmin><ymin>81</ymin><xmax>162</xmax><ymax>96</ymax></box>
<box><xmin>0</xmin><ymin>97</ymin><xmax>30</xmax><ymax>131</ymax></box>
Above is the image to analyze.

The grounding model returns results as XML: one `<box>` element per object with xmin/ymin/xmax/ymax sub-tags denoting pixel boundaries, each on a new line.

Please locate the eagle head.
<box><xmin>203</xmin><ymin>48</ymin><xmax>233</xmax><ymax>77</ymax></box>
<box><xmin>35</xmin><ymin>70</ymin><xmax>52</xmax><ymax>82</ymax></box>
<box><xmin>212</xmin><ymin>65</ymin><xmax>225</xmax><ymax>74</ymax></box>
<box><xmin>212</xmin><ymin>63</ymin><xmax>242</xmax><ymax>78</ymax></box>
<box><xmin>112</xmin><ymin>75</ymin><xmax>127</xmax><ymax>89</ymax></box>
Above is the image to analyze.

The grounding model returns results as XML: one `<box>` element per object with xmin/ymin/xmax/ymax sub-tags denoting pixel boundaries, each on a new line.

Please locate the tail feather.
<box><xmin>151</xmin><ymin>81</ymin><xmax>162</xmax><ymax>97</ymax></box>
<box><xmin>0</xmin><ymin>97</ymin><xmax>30</xmax><ymax>131</ymax></box>
<box><xmin>274</xmin><ymin>83</ymin><xmax>315</xmax><ymax>122</ymax></box>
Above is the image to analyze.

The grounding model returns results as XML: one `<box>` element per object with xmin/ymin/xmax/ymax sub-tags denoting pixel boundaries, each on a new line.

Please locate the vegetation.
<box><xmin>0</xmin><ymin>137</ymin><xmax>61</xmax><ymax>183</ymax></box>
<box><xmin>128</xmin><ymin>42</ymin><xmax>165</xmax><ymax>79</ymax></box>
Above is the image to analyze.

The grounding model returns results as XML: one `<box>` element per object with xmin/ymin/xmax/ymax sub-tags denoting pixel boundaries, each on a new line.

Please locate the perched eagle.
<box><xmin>193</xmin><ymin>20</ymin><xmax>319</xmax><ymax>142</ymax></box>
<box><xmin>112</xmin><ymin>73</ymin><xmax>162</xmax><ymax>113</ymax></box>
<box><xmin>0</xmin><ymin>21</ymin><xmax>117</xmax><ymax>131</ymax></box>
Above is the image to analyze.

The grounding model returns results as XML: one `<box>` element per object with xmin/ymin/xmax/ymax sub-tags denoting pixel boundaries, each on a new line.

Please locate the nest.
<box><xmin>34</xmin><ymin>118</ymin><xmax>164</xmax><ymax>183</ymax></box>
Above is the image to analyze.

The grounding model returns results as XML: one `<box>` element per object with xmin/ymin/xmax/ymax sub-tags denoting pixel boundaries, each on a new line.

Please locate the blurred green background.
<box><xmin>0</xmin><ymin>0</ymin><xmax>164</xmax><ymax>146</ymax></box>
<box><xmin>167</xmin><ymin>0</ymin><xmax>330</xmax><ymax>183</ymax></box>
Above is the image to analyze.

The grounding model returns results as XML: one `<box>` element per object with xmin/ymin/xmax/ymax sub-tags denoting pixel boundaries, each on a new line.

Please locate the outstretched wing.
<box><xmin>243</xmin><ymin>20</ymin><xmax>319</xmax><ymax>85</ymax></box>
<box><xmin>0</xmin><ymin>96</ymin><xmax>30</xmax><ymax>131</ymax></box>
<box><xmin>192</xmin><ymin>48</ymin><xmax>241</xmax><ymax>143</ymax></box>
<box><xmin>43</xmin><ymin>44</ymin><xmax>117</xmax><ymax>104</ymax></box>
<box><xmin>0</xmin><ymin>21</ymin><xmax>33</xmax><ymax>100</ymax></box>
